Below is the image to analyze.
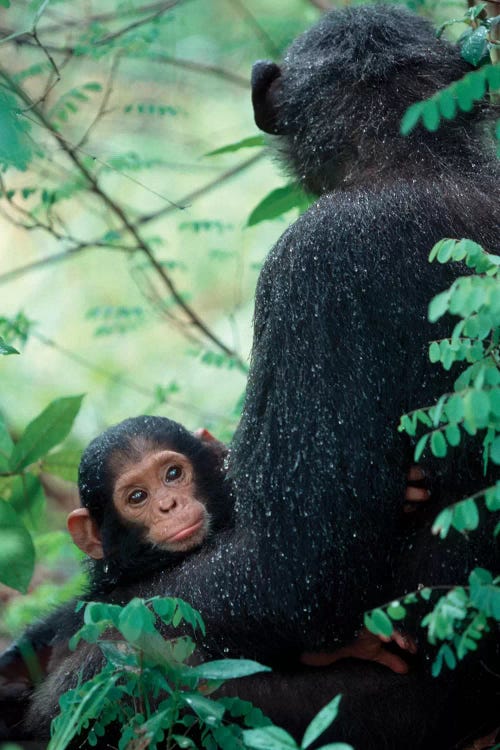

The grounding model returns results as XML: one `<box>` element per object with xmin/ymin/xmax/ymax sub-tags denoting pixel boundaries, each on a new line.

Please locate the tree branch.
<box><xmin>0</xmin><ymin>68</ymin><xmax>256</xmax><ymax>366</ymax></box>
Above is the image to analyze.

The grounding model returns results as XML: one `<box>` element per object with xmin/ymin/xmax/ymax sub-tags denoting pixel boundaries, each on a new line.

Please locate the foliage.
<box><xmin>49</xmin><ymin>596</ymin><xmax>349</xmax><ymax>750</ymax></box>
<box><xmin>0</xmin><ymin>396</ymin><xmax>83</xmax><ymax>591</ymax></box>
<box><xmin>366</xmin><ymin>240</ymin><xmax>500</xmax><ymax>676</ymax></box>
<box><xmin>400</xmin><ymin>5</ymin><xmax>500</xmax><ymax>156</ymax></box>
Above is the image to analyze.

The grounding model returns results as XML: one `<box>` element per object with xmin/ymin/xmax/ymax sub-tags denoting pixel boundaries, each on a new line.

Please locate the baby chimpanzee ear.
<box><xmin>67</xmin><ymin>508</ymin><xmax>104</xmax><ymax>559</ymax></box>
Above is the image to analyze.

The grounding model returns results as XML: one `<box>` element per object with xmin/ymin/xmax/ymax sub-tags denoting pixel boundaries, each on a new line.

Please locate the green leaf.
<box><xmin>0</xmin><ymin>1</ymin><xmax>11</xmax><ymax>8</ymax></box>
<box><xmin>118</xmin><ymin>598</ymin><xmax>156</xmax><ymax>642</ymax></box>
<box><xmin>0</xmin><ymin>91</ymin><xmax>33</xmax><ymax>171</ymax></box>
<box><xmin>206</xmin><ymin>135</ymin><xmax>265</xmax><ymax>156</ymax></box>
<box><xmin>444</xmin><ymin>394</ymin><xmax>464</xmax><ymax>423</ymax></box>
<box><xmin>400</xmin><ymin>102</ymin><xmax>424</xmax><ymax>135</ymax></box>
<box><xmin>437</xmin><ymin>89</ymin><xmax>457</xmax><ymax>121</ymax></box>
<box><xmin>0</xmin><ymin>498</ymin><xmax>35</xmax><ymax>592</ymax></box>
<box><xmin>422</xmin><ymin>100</ymin><xmax>440</xmax><ymax>132</ymax></box>
<box><xmin>414</xmin><ymin>433</ymin><xmax>429</xmax><ymax>461</ymax></box>
<box><xmin>432</xmin><ymin>507</ymin><xmax>453</xmax><ymax>539</ymax></box>
<box><xmin>430</xmin><ymin>431</ymin><xmax>447</xmax><ymax>458</ymax></box>
<box><xmin>445</xmin><ymin>423</ymin><xmax>461</xmax><ymax>447</ymax></box>
<box><xmin>452</xmin><ymin>498</ymin><xmax>479</xmax><ymax>532</ymax></box>
<box><xmin>387</xmin><ymin>602</ymin><xmax>407</xmax><ymax>621</ymax></box>
<box><xmin>247</xmin><ymin>184</ymin><xmax>310</xmax><ymax>227</ymax></box>
<box><xmin>243</xmin><ymin>726</ymin><xmax>298</xmax><ymax>750</ymax></box>
<box><xmin>182</xmin><ymin>693</ymin><xmax>225</xmax><ymax>726</ymax></box>
<box><xmin>364</xmin><ymin>608</ymin><xmax>393</xmax><ymax>638</ymax></box>
<box><xmin>436</xmin><ymin>238</ymin><xmax>458</xmax><ymax>264</ymax></box>
<box><xmin>10</xmin><ymin>396</ymin><xmax>84</xmax><ymax>471</ymax></box>
<box><xmin>0</xmin><ymin>412</ymin><xmax>14</xmax><ymax>471</ymax></box>
<box><xmin>490</xmin><ymin>436</ymin><xmax>500</xmax><ymax>464</ymax></box>
<box><xmin>0</xmin><ymin>337</ymin><xmax>19</xmax><ymax>355</ymax></box>
<box><xmin>428</xmin><ymin>290</ymin><xmax>451</xmax><ymax>323</ymax></box>
<box><xmin>429</xmin><ymin>341</ymin><xmax>441</xmax><ymax>363</ymax></box>
<box><xmin>302</xmin><ymin>695</ymin><xmax>342</xmax><ymax>749</ymax></box>
<box><xmin>191</xmin><ymin>659</ymin><xmax>270</xmax><ymax>680</ymax></box>
<box><xmin>460</xmin><ymin>27</ymin><xmax>489</xmax><ymax>66</ymax></box>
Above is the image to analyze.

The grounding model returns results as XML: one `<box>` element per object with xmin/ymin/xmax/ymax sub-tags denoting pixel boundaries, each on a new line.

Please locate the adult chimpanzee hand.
<box><xmin>300</xmin><ymin>627</ymin><xmax>417</xmax><ymax>674</ymax></box>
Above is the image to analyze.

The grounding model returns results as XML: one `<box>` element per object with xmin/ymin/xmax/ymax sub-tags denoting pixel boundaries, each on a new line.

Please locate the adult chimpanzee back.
<box><xmin>7</xmin><ymin>4</ymin><xmax>500</xmax><ymax>746</ymax></box>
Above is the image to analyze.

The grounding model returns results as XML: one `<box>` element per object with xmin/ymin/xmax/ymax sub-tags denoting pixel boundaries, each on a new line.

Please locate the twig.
<box><xmin>0</xmin><ymin>68</ymin><xmax>246</xmax><ymax>364</ymax></box>
<box><xmin>37</xmin><ymin>1</ymin><xmax>188</xmax><ymax>34</ymax></box>
<box><xmin>75</xmin><ymin>55</ymin><xmax>120</xmax><ymax>149</ymax></box>
<box><xmin>0</xmin><ymin>153</ymin><xmax>264</xmax><ymax>285</ymax></box>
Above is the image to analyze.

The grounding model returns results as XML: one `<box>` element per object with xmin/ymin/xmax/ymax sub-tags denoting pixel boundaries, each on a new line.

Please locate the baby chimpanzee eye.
<box><xmin>128</xmin><ymin>489</ymin><xmax>147</xmax><ymax>504</ymax></box>
<box><xmin>165</xmin><ymin>465</ymin><xmax>182</xmax><ymax>482</ymax></box>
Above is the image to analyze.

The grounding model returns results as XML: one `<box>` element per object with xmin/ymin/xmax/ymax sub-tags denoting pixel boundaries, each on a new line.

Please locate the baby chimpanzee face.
<box><xmin>112</xmin><ymin>449</ymin><xmax>211</xmax><ymax>553</ymax></box>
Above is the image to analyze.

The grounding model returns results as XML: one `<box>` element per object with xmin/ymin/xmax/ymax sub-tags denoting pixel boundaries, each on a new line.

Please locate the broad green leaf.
<box><xmin>0</xmin><ymin>412</ymin><xmax>14</xmax><ymax>472</ymax></box>
<box><xmin>182</xmin><ymin>693</ymin><xmax>225</xmax><ymax>726</ymax></box>
<box><xmin>118</xmin><ymin>598</ymin><xmax>156</xmax><ymax>641</ymax></box>
<box><xmin>364</xmin><ymin>608</ymin><xmax>393</xmax><ymax>638</ymax></box>
<box><xmin>206</xmin><ymin>135</ymin><xmax>265</xmax><ymax>156</ymax></box>
<box><xmin>302</xmin><ymin>695</ymin><xmax>342</xmax><ymax>749</ymax></box>
<box><xmin>191</xmin><ymin>659</ymin><xmax>270</xmax><ymax>680</ymax></box>
<box><xmin>243</xmin><ymin>726</ymin><xmax>298</xmax><ymax>750</ymax></box>
<box><xmin>0</xmin><ymin>91</ymin><xmax>33</xmax><ymax>171</ymax></box>
<box><xmin>11</xmin><ymin>395</ymin><xmax>84</xmax><ymax>471</ymax></box>
<box><xmin>460</xmin><ymin>27</ymin><xmax>489</xmax><ymax>66</ymax></box>
<box><xmin>9</xmin><ymin>473</ymin><xmax>46</xmax><ymax>528</ymax></box>
<box><xmin>247</xmin><ymin>184</ymin><xmax>310</xmax><ymax>227</ymax></box>
<box><xmin>0</xmin><ymin>498</ymin><xmax>35</xmax><ymax>592</ymax></box>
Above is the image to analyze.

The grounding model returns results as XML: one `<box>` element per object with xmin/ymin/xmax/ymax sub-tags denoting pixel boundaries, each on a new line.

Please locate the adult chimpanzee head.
<box><xmin>252</xmin><ymin>5</ymin><xmax>493</xmax><ymax>194</ymax></box>
<box><xmin>67</xmin><ymin>416</ymin><xmax>231</xmax><ymax>591</ymax></box>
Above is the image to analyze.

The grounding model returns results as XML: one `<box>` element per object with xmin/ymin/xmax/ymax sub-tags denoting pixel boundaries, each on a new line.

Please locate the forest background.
<box><xmin>0</xmin><ymin>0</ymin><xmax>497</xmax><ymax>651</ymax></box>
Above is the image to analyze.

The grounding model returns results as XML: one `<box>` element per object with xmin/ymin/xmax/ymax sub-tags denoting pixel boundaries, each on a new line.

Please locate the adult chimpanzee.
<box><xmin>3</xmin><ymin>4</ymin><xmax>500</xmax><ymax>746</ymax></box>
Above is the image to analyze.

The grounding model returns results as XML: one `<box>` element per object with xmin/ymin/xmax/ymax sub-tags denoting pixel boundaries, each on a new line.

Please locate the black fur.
<box><xmin>3</xmin><ymin>5</ymin><xmax>499</xmax><ymax>746</ymax></box>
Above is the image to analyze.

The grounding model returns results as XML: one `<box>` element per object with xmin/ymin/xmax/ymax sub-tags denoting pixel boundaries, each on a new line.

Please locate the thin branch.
<box><xmin>75</xmin><ymin>55</ymin><xmax>120</xmax><ymax>149</ymax></box>
<box><xmin>92</xmin><ymin>2</ymin><xmax>182</xmax><ymax>47</ymax></box>
<box><xmin>138</xmin><ymin>152</ymin><xmax>264</xmax><ymax>226</ymax></box>
<box><xmin>0</xmin><ymin>153</ymin><xmax>264</xmax><ymax>285</ymax></box>
<box><xmin>37</xmin><ymin>1</ymin><xmax>188</xmax><ymax>34</ymax></box>
<box><xmin>0</xmin><ymin>68</ymin><xmax>247</xmax><ymax>364</ymax></box>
